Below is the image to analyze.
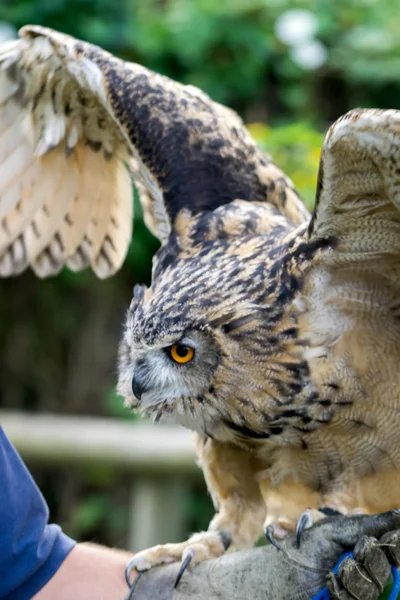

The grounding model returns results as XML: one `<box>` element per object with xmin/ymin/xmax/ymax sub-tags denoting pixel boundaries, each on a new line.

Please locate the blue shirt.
<box><xmin>0</xmin><ymin>426</ymin><xmax>76</xmax><ymax>599</ymax></box>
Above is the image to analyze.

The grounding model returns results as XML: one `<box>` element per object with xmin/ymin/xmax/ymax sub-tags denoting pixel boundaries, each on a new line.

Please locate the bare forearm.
<box><xmin>33</xmin><ymin>543</ymin><xmax>133</xmax><ymax>600</ymax></box>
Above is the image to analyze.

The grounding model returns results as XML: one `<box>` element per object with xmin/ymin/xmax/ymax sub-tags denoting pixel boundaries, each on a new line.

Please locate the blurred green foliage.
<box><xmin>2</xmin><ymin>0</ymin><xmax>400</xmax><ymax>118</ymax></box>
<box><xmin>0</xmin><ymin>0</ymin><xmax>399</xmax><ymax>554</ymax></box>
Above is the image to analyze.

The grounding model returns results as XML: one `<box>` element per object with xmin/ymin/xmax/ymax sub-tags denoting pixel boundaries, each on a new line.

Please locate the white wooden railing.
<box><xmin>0</xmin><ymin>410</ymin><xmax>201</xmax><ymax>551</ymax></box>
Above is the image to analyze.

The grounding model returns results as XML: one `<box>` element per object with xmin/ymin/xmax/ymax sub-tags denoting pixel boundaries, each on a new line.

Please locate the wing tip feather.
<box><xmin>327</xmin><ymin>108</ymin><xmax>400</xmax><ymax>151</ymax></box>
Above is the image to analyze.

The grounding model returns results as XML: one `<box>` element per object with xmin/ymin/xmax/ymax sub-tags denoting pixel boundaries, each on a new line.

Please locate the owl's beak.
<box><xmin>131</xmin><ymin>375</ymin><xmax>147</xmax><ymax>400</ymax></box>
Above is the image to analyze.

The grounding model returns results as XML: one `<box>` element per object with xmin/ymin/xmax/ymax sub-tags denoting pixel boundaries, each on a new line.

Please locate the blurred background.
<box><xmin>1</xmin><ymin>0</ymin><xmax>400</xmax><ymax>552</ymax></box>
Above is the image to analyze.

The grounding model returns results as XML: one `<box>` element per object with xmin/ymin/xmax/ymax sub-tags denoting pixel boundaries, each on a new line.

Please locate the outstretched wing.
<box><xmin>308</xmin><ymin>109</ymin><xmax>400</xmax><ymax>277</ymax></box>
<box><xmin>0</xmin><ymin>25</ymin><xmax>308</xmax><ymax>279</ymax></box>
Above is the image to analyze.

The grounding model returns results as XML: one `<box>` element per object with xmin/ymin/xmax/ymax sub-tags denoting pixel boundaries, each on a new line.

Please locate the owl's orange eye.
<box><xmin>169</xmin><ymin>343</ymin><xmax>195</xmax><ymax>364</ymax></box>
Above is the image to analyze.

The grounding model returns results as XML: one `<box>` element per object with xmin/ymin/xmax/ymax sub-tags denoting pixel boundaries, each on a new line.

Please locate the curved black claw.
<box><xmin>296</xmin><ymin>509</ymin><xmax>313</xmax><ymax>549</ymax></box>
<box><xmin>125</xmin><ymin>557</ymin><xmax>137</xmax><ymax>587</ymax></box>
<box><xmin>174</xmin><ymin>548</ymin><xmax>195</xmax><ymax>589</ymax></box>
<box><xmin>264</xmin><ymin>525</ymin><xmax>280</xmax><ymax>550</ymax></box>
<box><xmin>125</xmin><ymin>559</ymin><xmax>143</xmax><ymax>600</ymax></box>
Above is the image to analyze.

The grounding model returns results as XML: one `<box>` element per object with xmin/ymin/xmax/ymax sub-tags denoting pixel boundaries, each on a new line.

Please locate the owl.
<box><xmin>2</xmin><ymin>25</ymin><xmax>400</xmax><ymax>581</ymax></box>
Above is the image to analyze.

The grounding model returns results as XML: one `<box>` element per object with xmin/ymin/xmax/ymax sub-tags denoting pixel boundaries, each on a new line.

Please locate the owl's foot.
<box><xmin>265</xmin><ymin>507</ymin><xmax>344</xmax><ymax>550</ymax></box>
<box><xmin>296</xmin><ymin>507</ymin><xmax>343</xmax><ymax>548</ymax></box>
<box><xmin>264</xmin><ymin>512</ymin><xmax>310</xmax><ymax>549</ymax></box>
<box><xmin>126</xmin><ymin>531</ymin><xmax>230</xmax><ymax>589</ymax></box>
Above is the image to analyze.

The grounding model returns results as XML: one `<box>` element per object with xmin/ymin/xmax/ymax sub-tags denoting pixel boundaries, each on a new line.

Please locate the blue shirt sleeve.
<box><xmin>0</xmin><ymin>426</ymin><xmax>76</xmax><ymax>600</ymax></box>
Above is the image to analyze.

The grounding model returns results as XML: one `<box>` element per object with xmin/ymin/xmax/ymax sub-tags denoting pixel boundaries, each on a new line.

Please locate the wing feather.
<box><xmin>0</xmin><ymin>150</ymin><xmax>66</xmax><ymax>275</ymax></box>
<box><xmin>306</xmin><ymin>108</ymin><xmax>400</xmax><ymax>296</ymax></box>
<box><xmin>29</xmin><ymin>151</ymin><xmax>78</xmax><ymax>276</ymax></box>
<box><xmin>92</xmin><ymin>161</ymin><xmax>133</xmax><ymax>278</ymax></box>
<box><xmin>0</xmin><ymin>25</ymin><xmax>308</xmax><ymax>279</ymax></box>
<box><xmin>0</xmin><ymin>29</ymin><xmax>134</xmax><ymax>278</ymax></box>
<box><xmin>310</xmin><ymin>109</ymin><xmax>400</xmax><ymax>253</ymax></box>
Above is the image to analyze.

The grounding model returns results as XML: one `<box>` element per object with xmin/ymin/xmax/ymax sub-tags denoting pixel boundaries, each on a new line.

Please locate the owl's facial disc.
<box><xmin>118</xmin><ymin>327</ymin><xmax>220</xmax><ymax>428</ymax></box>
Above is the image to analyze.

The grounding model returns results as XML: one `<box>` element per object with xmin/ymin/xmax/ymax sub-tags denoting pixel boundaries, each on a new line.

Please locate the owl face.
<box><xmin>118</xmin><ymin>323</ymin><xmax>221</xmax><ymax>432</ymax></box>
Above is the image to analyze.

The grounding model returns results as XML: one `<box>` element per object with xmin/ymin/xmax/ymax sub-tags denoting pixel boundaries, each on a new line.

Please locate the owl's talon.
<box><xmin>296</xmin><ymin>509</ymin><xmax>314</xmax><ymax>548</ymax></box>
<box><xmin>174</xmin><ymin>548</ymin><xmax>195</xmax><ymax>588</ymax></box>
<box><xmin>125</xmin><ymin>557</ymin><xmax>139</xmax><ymax>586</ymax></box>
<box><xmin>264</xmin><ymin>525</ymin><xmax>281</xmax><ymax>550</ymax></box>
<box><xmin>124</xmin><ymin>560</ymin><xmax>143</xmax><ymax>600</ymax></box>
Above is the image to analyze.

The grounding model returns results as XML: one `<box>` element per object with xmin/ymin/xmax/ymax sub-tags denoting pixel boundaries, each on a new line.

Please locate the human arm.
<box><xmin>32</xmin><ymin>543</ymin><xmax>132</xmax><ymax>600</ymax></box>
<box><xmin>0</xmin><ymin>425</ymin><xmax>134</xmax><ymax>600</ymax></box>
<box><xmin>0</xmin><ymin>426</ymin><xmax>76</xmax><ymax>600</ymax></box>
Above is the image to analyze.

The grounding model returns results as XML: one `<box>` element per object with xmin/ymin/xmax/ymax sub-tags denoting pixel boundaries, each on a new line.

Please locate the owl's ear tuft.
<box><xmin>130</xmin><ymin>284</ymin><xmax>147</xmax><ymax>312</ymax></box>
<box><xmin>133</xmin><ymin>284</ymin><xmax>146</xmax><ymax>301</ymax></box>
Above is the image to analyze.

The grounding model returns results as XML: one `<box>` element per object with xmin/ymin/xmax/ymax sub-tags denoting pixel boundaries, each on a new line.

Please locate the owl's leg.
<box><xmin>128</xmin><ymin>435</ymin><xmax>266</xmax><ymax>586</ymax></box>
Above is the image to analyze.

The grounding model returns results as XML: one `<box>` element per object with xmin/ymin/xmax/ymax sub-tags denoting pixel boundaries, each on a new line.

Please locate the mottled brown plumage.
<box><xmin>2</xmin><ymin>26</ymin><xmax>400</xmax><ymax>572</ymax></box>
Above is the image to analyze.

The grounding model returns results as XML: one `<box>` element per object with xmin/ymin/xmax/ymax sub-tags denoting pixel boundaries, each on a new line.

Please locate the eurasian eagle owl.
<box><xmin>2</xmin><ymin>26</ymin><xmax>400</xmax><ymax>579</ymax></box>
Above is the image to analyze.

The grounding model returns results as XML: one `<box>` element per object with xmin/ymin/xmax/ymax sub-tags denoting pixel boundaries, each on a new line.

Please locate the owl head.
<box><xmin>117</xmin><ymin>202</ymin><xmax>310</xmax><ymax>439</ymax></box>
